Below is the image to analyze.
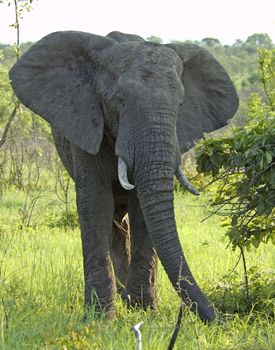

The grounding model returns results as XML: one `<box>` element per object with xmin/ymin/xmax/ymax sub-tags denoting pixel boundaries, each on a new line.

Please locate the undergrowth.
<box><xmin>0</xmin><ymin>191</ymin><xmax>274</xmax><ymax>349</ymax></box>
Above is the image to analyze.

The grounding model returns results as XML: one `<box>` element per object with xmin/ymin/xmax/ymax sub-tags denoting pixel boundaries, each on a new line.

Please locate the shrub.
<box><xmin>195</xmin><ymin>49</ymin><xmax>275</xmax><ymax>252</ymax></box>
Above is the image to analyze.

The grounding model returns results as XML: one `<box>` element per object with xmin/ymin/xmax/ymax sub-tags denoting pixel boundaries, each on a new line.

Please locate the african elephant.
<box><xmin>9</xmin><ymin>30</ymin><xmax>238</xmax><ymax>323</ymax></box>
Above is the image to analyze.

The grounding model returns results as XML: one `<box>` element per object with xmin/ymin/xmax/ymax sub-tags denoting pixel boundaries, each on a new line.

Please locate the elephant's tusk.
<box><xmin>118</xmin><ymin>157</ymin><xmax>135</xmax><ymax>190</ymax></box>
<box><xmin>176</xmin><ymin>166</ymin><xmax>200</xmax><ymax>196</ymax></box>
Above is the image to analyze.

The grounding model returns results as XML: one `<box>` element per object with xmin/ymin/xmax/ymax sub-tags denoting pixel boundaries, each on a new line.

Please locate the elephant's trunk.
<box><xmin>133</xmin><ymin>128</ymin><xmax>215</xmax><ymax>322</ymax></box>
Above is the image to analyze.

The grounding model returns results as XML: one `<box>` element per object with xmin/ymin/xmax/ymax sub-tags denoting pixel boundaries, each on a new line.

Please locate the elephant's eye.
<box><xmin>109</xmin><ymin>89</ymin><xmax>126</xmax><ymax>111</ymax></box>
<box><xmin>115</xmin><ymin>94</ymin><xmax>126</xmax><ymax>109</ymax></box>
<box><xmin>117</xmin><ymin>97</ymin><xmax>125</xmax><ymax>107</ymax></box>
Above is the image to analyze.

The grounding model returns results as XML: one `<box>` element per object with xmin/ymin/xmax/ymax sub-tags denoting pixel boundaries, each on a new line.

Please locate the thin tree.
<box><xmin>0</xmin><ymin>0</ymin><xmax>35</xmax><ymax>147</ymax></box>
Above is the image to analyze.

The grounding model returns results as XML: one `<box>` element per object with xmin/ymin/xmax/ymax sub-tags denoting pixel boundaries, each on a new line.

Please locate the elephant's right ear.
<box><xmin>167</xmin><ymin>43</ymin><xmax>239</xmax><ymax>153</ymax></box>
<box><xmin>9</xmin><ymin>31</ymin><xmax>115</xmax><ymax>154</ymax></box>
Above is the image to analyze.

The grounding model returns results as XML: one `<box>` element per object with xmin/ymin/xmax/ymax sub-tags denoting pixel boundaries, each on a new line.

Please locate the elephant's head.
<box><xmin>9</xmin><ymin>31</ymin><xmax>238</xmax><ymax>322</ymax></box>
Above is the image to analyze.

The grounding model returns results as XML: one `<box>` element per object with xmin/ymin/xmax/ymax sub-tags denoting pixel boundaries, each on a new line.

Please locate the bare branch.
<box><xmin>0</xmin><ymin>105</ymin><xmax>18</xmax><ymax>148</ymax></box>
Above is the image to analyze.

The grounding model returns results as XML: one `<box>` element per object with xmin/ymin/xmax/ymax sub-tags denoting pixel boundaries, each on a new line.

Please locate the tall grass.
<box><xmin>0</xmin><ymin>190</ymin><xmax>274</xmax><ymax>349</ymax></box>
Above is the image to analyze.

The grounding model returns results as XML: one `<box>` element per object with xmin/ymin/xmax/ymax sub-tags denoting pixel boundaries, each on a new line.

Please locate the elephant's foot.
<box><xmin>83</xmin><ymin>254</ymin><xmax>118</xmax><ymax>321</ymax></box>
<box><xmin>83</xmin><ymin>301</ymin><xmax>116</xmax><ymax>321</ymax></box>
<box><xmin>120</xmin><ymin>287</ymin><xmax>157</xmax><ymax>310</ymax></box>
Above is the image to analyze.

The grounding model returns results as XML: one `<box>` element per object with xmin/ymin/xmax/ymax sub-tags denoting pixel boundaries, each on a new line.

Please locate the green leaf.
<box><xmin>265</xmin><ymin>151</ymin><xmax>273</xmax><ymax>164</ymax></box>
<box><xmin>251</xmin><ymin>236</ymin><xmax>261</xmax><ymax>248</ymax></box>
<box><xmin>259</xmin><ymin>156</ymin><xmax>264</xmax><ymax>169</ymax></box>
<box><xmin>256</xmin><ymin>199</ymin><xmax>266</xmax><ymax>215</ymax></box>
<box><xmin>231</xmin><ymin>214</ymin><xmax>238</xmax><ymax>226</ymax></box>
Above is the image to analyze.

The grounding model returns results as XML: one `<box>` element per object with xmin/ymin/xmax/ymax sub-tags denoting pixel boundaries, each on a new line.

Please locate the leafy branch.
<box><xmin>196</xmin><ymin>49</ymin><xmax>275</xmax><ymax>251</ymax></box>
<box><xmin>195</xmin><ymin>48</ymin><xmax>275</xmax><ymax>306</ymax></box>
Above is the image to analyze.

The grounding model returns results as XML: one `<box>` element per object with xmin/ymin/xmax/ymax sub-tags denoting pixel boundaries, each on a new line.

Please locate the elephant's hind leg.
<box><xmin>111</xmin><ymin>215</ymin><xmax>131</xmax><ymax>292</ymax></box>
<box><xmin>111</xmin><ymin>186</ymin><xmax>131</xmax><ymax>292</ymax></box>
<box><xmin>125</xmin><ymin>190</ymin><xmax>158</xmax><ymax>309</ymax></box>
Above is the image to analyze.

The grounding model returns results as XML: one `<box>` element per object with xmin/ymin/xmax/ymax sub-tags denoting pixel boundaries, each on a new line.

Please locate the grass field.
<box><xmin>0</xmin><ymin>189</ymin><xmax>274</xmax><ymax>349</ymax></box>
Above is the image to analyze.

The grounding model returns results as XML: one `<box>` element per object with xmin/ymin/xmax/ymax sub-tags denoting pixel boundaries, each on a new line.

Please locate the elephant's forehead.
<box><xmin>109</xmin><ymin>42</ymin><xmax>182</xmax><ymax>72</ymax></box>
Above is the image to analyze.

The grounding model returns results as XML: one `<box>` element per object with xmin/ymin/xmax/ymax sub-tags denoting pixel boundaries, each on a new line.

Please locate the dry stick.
<box><xmin>167</xmin><ymin>303</ymin><xmax>185</xmax><ymax>350</ymax></box>
<box><xmin>132</xmin><ymin>322</ymin><xmax>143</xmax><ymax>350</ymax></box>
<box><xmin>174</xmin><ymin>258</ymin><xmax>202</xmax><ymax>350</ymax></box>
<box><xmin>166</xmin><ymin>257</ymin><xmax>186</xmax><ymax>349</ymax></box>
<box><xmin>189</xmin><ymin>309</ymin><xmax>201</xmax><ymax>350</ymax></box>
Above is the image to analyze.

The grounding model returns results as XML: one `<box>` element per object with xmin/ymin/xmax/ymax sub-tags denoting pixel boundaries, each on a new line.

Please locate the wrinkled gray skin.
<box><xmin>9</xmin><ymin>31</ymin><xmax>239</xmax><ymax>322</ymax></box>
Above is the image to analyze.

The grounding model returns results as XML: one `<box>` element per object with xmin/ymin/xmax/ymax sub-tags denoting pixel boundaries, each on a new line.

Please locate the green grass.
<box><xmin>0</xmin><ymin>190</ymin><xmax>274</xmax><ymax>349</ymax></box>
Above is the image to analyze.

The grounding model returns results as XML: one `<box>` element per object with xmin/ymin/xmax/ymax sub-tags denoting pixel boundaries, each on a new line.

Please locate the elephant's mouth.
<box><xmin>118</xmin><ymin>156</ymin><xmax>199</xmax><ymax>195</ymax></box>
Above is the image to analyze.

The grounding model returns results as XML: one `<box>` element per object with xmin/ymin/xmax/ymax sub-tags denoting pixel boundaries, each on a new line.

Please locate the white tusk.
<box><xmin>118</xmin><ymin>157</ymin><xmax>135</xmax><ymax>190</ymax></box>
<box><xmin>175</xmin><ymin>166</ymin><xmax>200</xmax><ymax>196</ymax></box>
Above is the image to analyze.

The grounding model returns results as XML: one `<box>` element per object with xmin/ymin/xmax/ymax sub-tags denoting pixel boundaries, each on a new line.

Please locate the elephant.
<box><xmin>9</xmin><ymin>30</ymin><xmax>239</xmax><ymax>323</ymax></box>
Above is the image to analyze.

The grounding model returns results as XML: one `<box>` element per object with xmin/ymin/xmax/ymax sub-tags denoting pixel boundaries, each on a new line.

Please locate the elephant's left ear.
<box><xmin>9</xmin><ymin>31</ymin><xmax>115</xmax><ymax>154</ymax></box>
<box><xmin>167</xmin><ymin>43</ymin><xmax>239</xmax><ymax>153</ymax></box>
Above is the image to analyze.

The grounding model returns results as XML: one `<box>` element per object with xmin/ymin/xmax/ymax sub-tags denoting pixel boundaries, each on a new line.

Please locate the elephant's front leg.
<box><xmin>125</xmin><ymin>190</ymin><xmax>158</xmax><ymax>309</ymax></box>
<box><xmin>72</xmin><ymin>147</ymin><xmax>116</xmax><ymax>319</ymax></box>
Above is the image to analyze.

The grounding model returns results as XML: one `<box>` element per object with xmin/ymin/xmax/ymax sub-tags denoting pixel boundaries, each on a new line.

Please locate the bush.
<box><xmin>195</xmin><ymin>49</ymin><xmax>275</xmax><ymax>251</ymax></box>
<box><xmin>46</xmin><ymin>209</ymin><xmax>79</xmax><ymax>230</ymax></box>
